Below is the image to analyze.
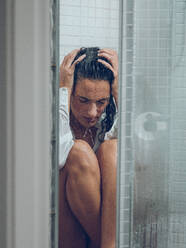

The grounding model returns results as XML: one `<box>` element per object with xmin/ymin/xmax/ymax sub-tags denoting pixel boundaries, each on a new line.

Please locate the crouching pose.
<box><xmin>59</xmin><ymin>47</ymin><xmax>118</xmax><ymax>248</ymax></box>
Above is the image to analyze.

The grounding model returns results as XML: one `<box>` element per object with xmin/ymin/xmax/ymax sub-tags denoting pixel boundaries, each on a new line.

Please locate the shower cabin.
<box><xmin>1</xmin><ymin>0</ymin><xmax>186</xmax><ymax>247</ymax></box>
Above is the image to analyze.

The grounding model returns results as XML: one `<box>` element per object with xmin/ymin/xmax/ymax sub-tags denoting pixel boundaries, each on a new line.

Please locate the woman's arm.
<box><xmin>97</xmin><ymin>48</ymin><xmax>118</xmax><ymax>107</ymax></box>
<box><xmin>59</xmin><ymin>49</ymin><xmax>86</xmax><ymax>168</ymax></box>
<box><xmin>59</xmin><ymin>87</ymin><xmax>74</xmax><ymax>168</ymax></box>
<box><xmin>60</xmin><ymin>49</ymin><xmax>85</xmax><ymax>112</ymax></box>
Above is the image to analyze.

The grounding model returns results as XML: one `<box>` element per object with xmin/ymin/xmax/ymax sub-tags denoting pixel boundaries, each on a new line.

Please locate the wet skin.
<box><xmin>70</xmin><ymin>78</ymin><xmax>110</xmax><ymax>128</ymax></box>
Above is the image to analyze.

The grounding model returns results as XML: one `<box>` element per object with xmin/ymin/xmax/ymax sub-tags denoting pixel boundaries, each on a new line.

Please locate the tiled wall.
<box><xmin>118</xmin><ymin>0</ymin><xmax>133</xmax><ymax>246</ymax></box>
<box><xmin>59</xmin><ymin>0</ymin><xmax>120</xmax><ymax>62</ymax></box>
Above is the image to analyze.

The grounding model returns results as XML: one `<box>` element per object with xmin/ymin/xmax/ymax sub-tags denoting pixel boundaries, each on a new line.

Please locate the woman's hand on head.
<box><xmin>60</xmin><ymin>49</ymin><xmax>85</xmax><ymax>90</ymax></box>
<box><xmin>98</xmin><ymin>48</ymin><xmax>118</xmax><ymax>106</ymax></box>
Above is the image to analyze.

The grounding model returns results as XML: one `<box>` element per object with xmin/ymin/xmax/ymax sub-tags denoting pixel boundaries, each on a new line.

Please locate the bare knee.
<box><xmin>97</xmin><ymin>139</ymin><xmax>117</xmax><ymax>154</ymax></box>
<box><xmin>96</xmin><ymin>139</ymin><xmax>117</xmax><ymax>169</ymax></box>
<box><xmin>66</xmin><ymin>139</ymin><xmax>100</xmax><ymax>179</ymax></box>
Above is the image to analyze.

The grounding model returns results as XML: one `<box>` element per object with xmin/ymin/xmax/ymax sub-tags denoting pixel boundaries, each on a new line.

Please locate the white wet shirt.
<box><xmin>59</xmin><ymin>87</ymin><xmax>118</xmax><ymax>169</ymax></box>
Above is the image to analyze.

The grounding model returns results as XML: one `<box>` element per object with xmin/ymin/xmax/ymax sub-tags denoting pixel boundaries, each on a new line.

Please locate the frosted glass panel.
<box><xmin>119</xmin><ymin>0</ymin><xmax>186</xmax><ymax>247</ymax></box>
<box><xmin>133</xmin><ymin>0</ymin><xmax>171</xmax><ymax>247</ymax></box>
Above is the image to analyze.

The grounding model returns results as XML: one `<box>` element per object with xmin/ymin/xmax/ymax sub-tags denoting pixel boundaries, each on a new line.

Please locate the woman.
<box><xmin>59</xmin><ymin>47</ymin><xmax>118</xmax><ymax>248</ymax></box>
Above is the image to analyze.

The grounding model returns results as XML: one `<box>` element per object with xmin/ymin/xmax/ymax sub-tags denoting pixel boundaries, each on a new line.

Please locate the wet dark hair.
<box><xmin>72</xmin><ymin>47</ymin><xmax>116</xmax><ymax>141</ymax></box>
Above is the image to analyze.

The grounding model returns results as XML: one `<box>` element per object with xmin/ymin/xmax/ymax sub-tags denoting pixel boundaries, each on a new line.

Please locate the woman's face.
<box><xmin>71</xmin><ymin>78</ymin><xmax>110</xmax><ymax>128</ymax></box>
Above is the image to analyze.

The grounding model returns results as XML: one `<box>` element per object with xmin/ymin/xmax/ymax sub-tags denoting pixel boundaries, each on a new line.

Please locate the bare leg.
<box><xmin>59</xmin><ymin>139</ymin><xmax>101</xmax><ymax>248</ymax></box>
<box><xmin>59</xmin><ymin>167</ymin><xmax>88</xmax><ymax>248</ymax></box>
<box><xmin>96</xmin><ymin>139</ymin><xmax>117</xmax><ymax>248</ymax></box>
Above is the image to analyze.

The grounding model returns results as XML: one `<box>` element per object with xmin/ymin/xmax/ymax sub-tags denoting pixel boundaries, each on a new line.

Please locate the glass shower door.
<box><xmin>118</xmin><ymin>0</ymin><xmax>186</xmax><ymax>247</ymax></box>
